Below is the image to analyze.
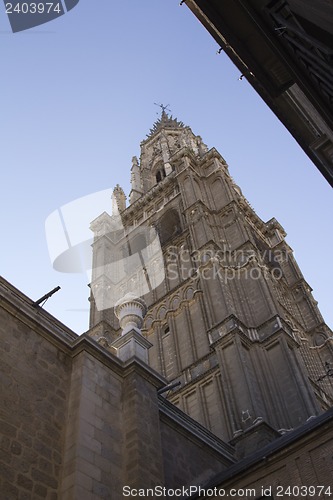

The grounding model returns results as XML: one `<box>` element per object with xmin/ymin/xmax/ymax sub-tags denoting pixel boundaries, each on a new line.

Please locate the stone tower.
<box><xmin>88</xmin><ymin>112</ymin><xmax>333</xmax><ymax>449</ymax></box>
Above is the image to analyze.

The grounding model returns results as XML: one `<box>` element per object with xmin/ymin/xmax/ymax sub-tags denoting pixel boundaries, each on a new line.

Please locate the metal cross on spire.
<box><xmin>154</xmin><ymin>102</ymin><xmax>171</xmax><ymax>116</ymax></box>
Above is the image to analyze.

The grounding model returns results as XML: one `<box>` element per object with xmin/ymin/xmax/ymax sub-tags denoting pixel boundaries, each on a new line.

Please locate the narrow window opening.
<box><xmin>163</xmin><ymin>326</ymin><xmax>170</xmax><ymax>336</ymax></box>
<box><xmin>156</xmin><ymin>167</ymin><xmax>167</xmax><ymax>184</ymax></box>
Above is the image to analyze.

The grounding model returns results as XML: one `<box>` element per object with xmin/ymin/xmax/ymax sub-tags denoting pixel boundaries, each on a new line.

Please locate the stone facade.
<box><xmin>0</xmin><ymin>279</ymin><xmax>73</xmax><ymax>500</ymax></box>
<box><xmin>89</xmin><ymin>113</ymin><xmax>333</xmax><ymax>448</ymax></box>
<box><xmin>2</xmin><ymin>115</ymin><xmax>333</xmax><ymax>498</ymax></box>
<box><xmin>1</xmin><ymin>276</ymin><xmax>333</xmax><ymax>499</ymax></box>
<box><xmin>188</xmin><ymin>408</ymin><xmax>333</xmax><ymax>499</ymax></box>
<box><xmin>0</xmin><ymin>276</ymin><xmax>234</xmax><ymax>499</ymax></box>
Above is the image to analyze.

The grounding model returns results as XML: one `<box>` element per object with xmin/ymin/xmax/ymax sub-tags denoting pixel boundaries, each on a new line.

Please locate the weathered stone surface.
<box><xmin>89</xmin><ymin>114</ymin><xmax>333</xmax><ymax>445</ymax></box>
<box><xmin>1</xmin><ymin>116</ymin><xmax>333</xmax><ymax>499</ymax></box>
<box><xmin>0</xmin><ymin>282</ymin><xmax>72</xmax><ymax>499</ymax></box>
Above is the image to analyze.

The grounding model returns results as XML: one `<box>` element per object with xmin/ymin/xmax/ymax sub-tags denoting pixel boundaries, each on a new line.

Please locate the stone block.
<box><xmin>76</xmin><ymin>458</ymin><xmax>101</xmax><ymax>482</ymax></box>
<box><xmin>31</xmin><ymin>468</ymin><xmax>58</xmax><ymax>489</ymax></box>
<box><xmin>112</xmin><ymin>329</ymin><xmax>152</xmax><ymax>363</ymax></box>
<box><xmin>17</xmin><ymin>473</ymin><xmax>33</xmax><ymax>491</ymax></box>
<box><xmin>1</xmin><ymin>480</ymin><xmax>19</xmax><ymax>500</ymax></box>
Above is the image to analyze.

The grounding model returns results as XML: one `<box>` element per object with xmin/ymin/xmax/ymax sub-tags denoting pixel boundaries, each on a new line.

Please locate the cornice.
<box><xmin>122</xmin><ymin>171</ymin><xmax>177</xmax><ymax>220</ymax></box>
<box><xmin>158</xmin><ymin>395</ymin><xmax>235</xmax><ymax>463</ymax></box>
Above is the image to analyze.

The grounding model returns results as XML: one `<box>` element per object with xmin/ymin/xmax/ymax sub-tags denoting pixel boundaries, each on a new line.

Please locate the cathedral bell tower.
<box><xmin>88</xmin><ymin>111</ymin><xmax>333</xmax><ymax>453</ymax></box>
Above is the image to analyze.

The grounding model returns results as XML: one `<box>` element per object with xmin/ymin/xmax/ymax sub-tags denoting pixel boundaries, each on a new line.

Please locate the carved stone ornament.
<box><xmin>115</xmin><ymin>293</ymin><xmax>147</xmax><ymax>336</ymax></box>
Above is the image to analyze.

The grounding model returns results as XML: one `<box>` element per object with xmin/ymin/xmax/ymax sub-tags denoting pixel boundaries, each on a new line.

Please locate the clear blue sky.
<box><xmin>1</xmin><ymin>0</ymin><xmax>332</xmax><ymax>333</ymax></box>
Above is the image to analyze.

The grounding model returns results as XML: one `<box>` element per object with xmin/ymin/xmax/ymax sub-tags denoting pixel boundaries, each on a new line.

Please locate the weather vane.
<box><xmin>154</xmin><ymin>102</ymin><xmax>171</xmax><ymax>116</ymax></box>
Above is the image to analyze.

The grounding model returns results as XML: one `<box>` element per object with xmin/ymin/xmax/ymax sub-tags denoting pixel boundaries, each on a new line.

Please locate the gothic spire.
<box><xmin>147</xmin><ymin>109</ymin><xmax>185</xmax><ymax>138</ymax></box>
<box><xmin>129</xmin><ymin>156</ymin><xmax>143</xmax><ymax>203</ymax></box>
<box><xmin>112</xmin><ymin>184</ymin><xmax>126</xmax><ymax>214</ymax></box>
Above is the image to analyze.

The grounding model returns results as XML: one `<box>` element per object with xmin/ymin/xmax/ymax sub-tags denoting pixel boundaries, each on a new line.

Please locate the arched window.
<box><xmin>121</xmin><ymin>231</ymin><xmax>147</xmax><ymax>274</ymax></box>
<box><xmin>129</xmin><ymin>233</ymin><xmax>146</xmax><ymax>255</ymax></box>
<box><xmin>158</xmin><ymin>209</ymin><xmax>182</xmax><ymax>245</ymax></box>
<box><xmin>155</xmin><ymin>167</ymin><xmax>166</xmax><ymax>184</ymax></box>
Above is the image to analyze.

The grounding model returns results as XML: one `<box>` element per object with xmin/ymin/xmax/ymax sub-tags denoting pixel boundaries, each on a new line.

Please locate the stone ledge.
<box><xmin>158</xmin><ymin>396</ymin><xmax>235</xmax><ymax>463</ymax></box>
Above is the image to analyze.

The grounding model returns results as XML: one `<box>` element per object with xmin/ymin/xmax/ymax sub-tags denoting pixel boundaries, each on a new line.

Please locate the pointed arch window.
<box><xmin>162</xmin><ymin>325</ymin><xmax>170</xmax><ymax>336</ymax></box>
<box><xmin>156</xmin><ymin>167</ymin><xmax>166</xmax><ymax>184</ymax></box>
<box><xmin>158</xmin><ymin>209</ymin><xmax>182</xmax><ymax>246</ymax></box>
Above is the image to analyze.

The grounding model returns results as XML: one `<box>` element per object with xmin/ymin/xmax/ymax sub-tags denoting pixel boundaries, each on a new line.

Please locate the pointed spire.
<box><xmin>112</xmin><ymin>184</ymin><xmax>126</xmax><ymax>214</ymax></box>
<box><xmin>147</xmin><ymin>107</ymin><xmax>185</xmax><ymax>138</ymax></box>
<box><xmin>130</xmin><ymin>156</ymin><xmax>143</xmax><ymax>204</ymax></box>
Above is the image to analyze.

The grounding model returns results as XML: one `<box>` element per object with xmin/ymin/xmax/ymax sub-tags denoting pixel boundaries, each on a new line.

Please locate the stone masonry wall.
<box><xmin>0</xmin><ymin>303</ymin><xmax>72</xmax><ymax>500</ymax></box>
<box><xmin>160</xmin><ymin>416</ymin><xmax>233</xmax><ymax>490</ymax></box>
<box><xmin>189</xmin><ymin>410</ymin><xmax>333</xmax><ymax>500</ymax></box>
<box><xmin>2</xmin><ymin>278</ymin><xmax>333</xmax><ymax>500</ymax></box>
<box><xmin>60</xmin><ymin>349</ymin><xmax>124</xmax><ymax>500</ymax></box>
<box><xmin>0</xmin><ymin>282</ymin><xmax>237</xmax><ymax>500</ymax></box>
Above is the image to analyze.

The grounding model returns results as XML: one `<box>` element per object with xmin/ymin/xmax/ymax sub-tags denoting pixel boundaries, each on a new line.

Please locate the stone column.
<box><xmin>112</xmin><ymin>294</ymin><xmax>152</xmax><ymax>363</ymax></box>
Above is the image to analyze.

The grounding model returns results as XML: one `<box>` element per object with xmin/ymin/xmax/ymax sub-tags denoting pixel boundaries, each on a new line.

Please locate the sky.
<box><xmin>1</xmin><ymin>0</ymin><xmax>332</xmax><ymax>334</ymax></box>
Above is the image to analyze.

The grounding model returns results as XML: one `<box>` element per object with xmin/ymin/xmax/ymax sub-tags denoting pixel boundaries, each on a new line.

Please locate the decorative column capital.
<box><xmin>113</xmin><ymin>294</ymin><xmax>151</xmax><ymax>362</ymax></box>
<box><xmin>115</xmin><ymin>293</ymin><xmax>147</xmax><ymax>336</ymax></box>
